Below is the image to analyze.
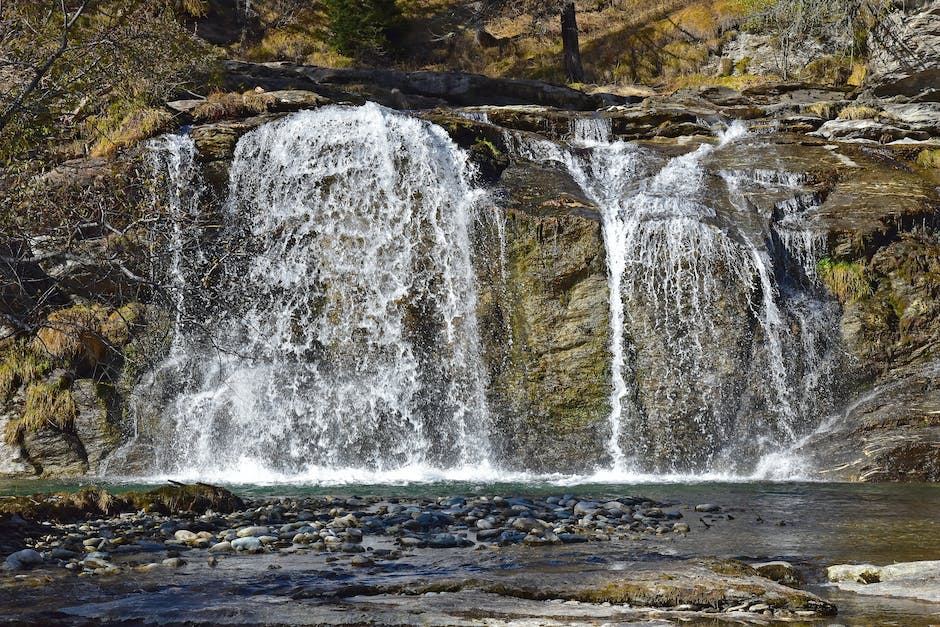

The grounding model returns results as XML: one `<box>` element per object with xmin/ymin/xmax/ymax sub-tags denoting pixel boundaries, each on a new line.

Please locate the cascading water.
<box><xmin>129</xmin><ymin>104</ymin><xmax>844</xmax><ymax>483</ymax></box>
<box><xmin>506</xmin><ymin>122</ymin><xmax>841</xmax><ymax>475</ymax></box>
<box><xmin>140</xmin><ymin>104</ymin><xmax>494</xmax><ymax>481</ymax></box>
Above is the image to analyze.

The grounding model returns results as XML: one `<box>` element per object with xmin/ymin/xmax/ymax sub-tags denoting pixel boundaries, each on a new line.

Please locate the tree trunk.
<box><xmin>560</xmin><ymin>2</ymin><xmax>585</xmax><ymax>83</ymax></box>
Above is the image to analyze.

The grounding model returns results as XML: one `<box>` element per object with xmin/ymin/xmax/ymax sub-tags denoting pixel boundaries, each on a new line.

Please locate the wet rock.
<box><xmin>208</xmin><ymin>541</ymin><xmax>233</xmax><ymax>553</ymax></box>
<box><xmin>754</xmin><ymin>561</ymin><xmax>804</xmax><ymax>586</ymax></box>
<box><xmin>694</xmin><ymin>504</ymin><xmax>720</xmax><ymax>513</ymax></box>
<box><xmin>231</xmin><ymin>536</ymin><xmax>263</xmax><ymax>552</ymax></box>
<box><xmin>2</xmin><ymin>548</ymin><xmax>43</xmax><ymax>571</ymax></box>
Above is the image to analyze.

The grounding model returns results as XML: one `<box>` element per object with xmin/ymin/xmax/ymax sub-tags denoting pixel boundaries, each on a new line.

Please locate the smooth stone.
<box><xmin>573</xmin><ymin>501</ymin><xmax>600</xmax><ymax>516</ymax></box>
<box><xmin>81</xmin><ymin>557</ymin><xmax>113</xmax><ymax>570</ymax></box>
<box><xmin>208</xmin><ymin>541</ymin><xmax>234</xmax><ymax>553</ymax></box>
<box><xmin>673</xmin><ymin>523</ymin><xmax>691</xmax><ymax>533</ymax></box>
<box><xmin>162</xmin><ymin>557</ymin><xmax>186</xmax><ymax>567</ymax></box>
<box><xmin>350</xmin><ymin>555</ymin><xmax>374</xmax><ymax>567</ymax></box>
<box><xmin>236</xmin><ymin>526</ymin><xmax>269</xmax><ymax>538</ymax></box>
<box><xmin>694</xmin><ymin>504</ymin><xmax>721</xmax><ymax>513</ymax></box>
<box><xmin>2</xmin><ymin>549</ymin><xmax>44</xmax><ymax>571</ymax></box>
<box><xmin>173</xmin><ymin>530</ymin><xmax>197</xmax><ymax>542</ymax></box>
<box><xmin>231</xmin><ymin>537</ymin><xmax>263</xmax><ymax>552</ymax></box>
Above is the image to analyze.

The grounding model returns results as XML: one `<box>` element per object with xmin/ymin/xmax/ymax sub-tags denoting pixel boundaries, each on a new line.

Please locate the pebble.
<box><xmin>4</xmin><ymin>491</ymin><xmax>726</xmax><ymax>579</ymax></box>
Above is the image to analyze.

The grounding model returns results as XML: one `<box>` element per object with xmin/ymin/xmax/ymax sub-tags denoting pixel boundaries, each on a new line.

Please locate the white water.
<box><xmin>142</xmin><ymin>104</ymin><xmax>493</xmax><ymax>479</ymax></box>
<box><xmin>504</xmin><ymin>121</ymin><xmax>839</xmax><ymax>475</ymax></box>
<box><xmin>131</xmin><ymin>109</ymin><xmax>842</xmax><ymax>484</ymax></box>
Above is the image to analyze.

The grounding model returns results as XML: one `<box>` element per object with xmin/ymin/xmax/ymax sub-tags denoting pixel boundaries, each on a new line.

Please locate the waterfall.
<box><xmin>129</xmin><ymin>106</ymin><xmax>844</xmax><ymax>482</ymax></box>
<box><xmin>508</xmin><ymin>122</ymin><xmax>840</xmax><ymax>474</ymax></box>
<box><xmin>141</xmin><ymin>104</ymin><xmax>493</xmax><ymax>481</ymax></box>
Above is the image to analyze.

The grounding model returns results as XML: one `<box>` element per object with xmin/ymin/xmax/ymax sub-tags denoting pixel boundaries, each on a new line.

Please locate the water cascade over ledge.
<box><xmin>135</xmin><ymin>104</ymin><xmax>494</xmax><ymax>481</ymax></box>
<box><xmin>123</xmin><ymin>105</ymin><xmax>847</xmax><ymax>483</ymax></box>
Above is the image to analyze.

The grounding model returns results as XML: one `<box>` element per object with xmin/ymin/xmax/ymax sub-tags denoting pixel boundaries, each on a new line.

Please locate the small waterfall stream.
<box><xmin>503</xmin><ymin>122</ymin><xmax>839</xmax><ymax>474</ymax></box>
<box><xmin>130</xmin><ymin>105</ymin><xmax>843</xmax><ymax>482</ymax></box>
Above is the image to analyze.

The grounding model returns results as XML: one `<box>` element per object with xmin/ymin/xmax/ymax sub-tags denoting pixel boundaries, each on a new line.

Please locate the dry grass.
<box><xmin>916</xmin><ymin>148</ymin><xmax>940</xmax><ymax>169</ymax></box>
<box><xmin>805</xmin><ymin>102</ymin><xmax>836</xmax><ymax>119</ymax></box>
<box><xmin>35</xmin><ymin>305</ymin><xmax>110</xmax><ymax>368</ymax></box>
<box><xmin>0</xmin><ymin>342</ymin><xmax>49</xmax><ymax>401</ymax></box>
<box><xmin>191</xmin><ymin>91</ymin><xmax>279</xmax><ymax>122</ymax></box>
<box><xmin>838</xmin><ymin>104</ymin><xmax>882</xmax><ymax>121</ymax></box>
<box><xmin>91</xmin><ymin>107</ymin><xmax>173</xmax><ymax>157</ymax></box>
<box><xmin>33</xmin><ymin>303</ymin><xmax>145</xmax><ymax>369</ymax></box>
<box><xmin>817</xmin><ymin>258</ymin><xmax>872</xmax><ymax>304</ymax></box>
<box><xmin>4</xmin><ymin>382</ymin><xmax>77</xmax><ymax>445</ymax></box>
<box><xmin>669</xmin><ymin>72</ymin><xmax>776</xmax><ymax>91</ymax></box>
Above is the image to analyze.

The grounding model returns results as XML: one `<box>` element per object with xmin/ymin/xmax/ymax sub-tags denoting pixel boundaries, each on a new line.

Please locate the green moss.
<box><xmin>474</xmin><ymin>137</ymin><xmax>501</xmax><ymax>159</ymax></box>
<box><xmin>817</xmin><ymin>257</ymin><xmax>872</xmax><ymax>303</ymax></box>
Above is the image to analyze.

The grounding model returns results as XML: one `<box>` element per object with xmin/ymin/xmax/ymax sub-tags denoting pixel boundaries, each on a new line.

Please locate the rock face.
<box><xmin>866</xmin><ymin>0</ymin><xmax>940</xmax><ymax>101</ymax></box>
<box><xmin>3</xmin><ymin>58</ymin><xmax>940</xmax><ymax>479</ymax></box>
<box><xmin>475</xmin><ymin>158</ymin><xmax>612</xmax><ymax>472</ymax></box>
<box><xmin>221</xmin><ymin>60</ymin><xmax>627</xmax><ymax>111</ymax></box>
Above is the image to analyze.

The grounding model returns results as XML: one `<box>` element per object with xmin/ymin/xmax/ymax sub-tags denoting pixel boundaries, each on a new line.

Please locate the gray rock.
<box><xmin>2</xmin><ymin>549</ymin><xmax>43</xmax><ymax>571</ymax></box>
<box><xmin>231</xmin><ymin>536</ymin><xmax>263</xmax><ymax>552</ymax></box>
<box><xmin>235</xmin><ymin>526</ymin><xmax>269</xmax><ymax>538</ymax></box>
<box><xmin>208</xmin><ymin>541</ymin><xmax>233</xmax><ymax>553</ymax></box>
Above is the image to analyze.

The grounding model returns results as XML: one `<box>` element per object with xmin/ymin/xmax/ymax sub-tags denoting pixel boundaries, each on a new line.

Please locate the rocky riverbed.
<box><xmin>1</xmin><ymin>481</ymin><xmax>939</xmax><ymax>625</ymax></box>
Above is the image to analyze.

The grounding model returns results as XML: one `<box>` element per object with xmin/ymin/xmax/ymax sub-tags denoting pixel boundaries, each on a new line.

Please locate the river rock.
<box><xmin>753</xmin><ymin>561</ymin><xmax>804</xmax><ymax>586</ymax></box>
<box><xmin>231</xmin><ymin>536</ymin><xmax>263</xmax><ymax>552</ymax></box>
<box><xmin>828</xmin><ymin>560</ymin><xmax>940</xmax><ymax>603</ymax></box>
<box><xmin>236</xmin><ymin>526</ymin><xmax>269</xmax><ymax>537</ymax></box>
<box><xmin>2</xmin><ymin>549</ymin><xmax>43</xmax><ymax>571</ymax></box>
<box><xmin>208</xmin><ymin>541</ymin><xmax>233</xmax><ymax>553</ymax></box>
